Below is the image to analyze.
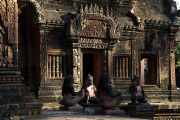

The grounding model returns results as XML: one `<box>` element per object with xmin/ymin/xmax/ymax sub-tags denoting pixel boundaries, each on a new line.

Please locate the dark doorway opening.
<box><xmin>83</xmin><ymin>53</ymin><xmax>94</xmax><ymax>85</ymax></box>
<box><xmin>140</xmin><ymin>54</ymin><xmax>157</xmax><ymax>85</ymax></box>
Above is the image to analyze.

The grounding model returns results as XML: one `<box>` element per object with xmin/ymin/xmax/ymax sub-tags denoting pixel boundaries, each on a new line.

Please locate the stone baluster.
<box><xmin>126</xmin><ymin>57</ymin><xmax>129</xmax><ymax>77</ymax></box>
<box><xmin>60</xmin><ymin>56</ymin><xmax>62</xmax><ymax>78</ymax></box>
<box><xmin>119</xmin><ymin>57</ymin><xmax>122</xmax><ymax>78</ymax></box>
<box><xmin>63</xmin><ymin>56</ymin><xmax>66</xmax><ymax>77</ymax></box>
<box><xmin>48</xmin><ymin>55</ymin><xmax>51</xmax><ymax>78</ymax></box>
<box><xmin>52</xmin><ymin>56</ymin><xmax>55</xmax><ymax>78</ymax></box>
<box><xmin>100</xmin><ymin>6</ymin><xmax>103</xmax><ymax>15</ymax></box>
<box><xmin>123</xmin><ymin>57</ymin><xmax>125</xmax><ymax>77</ymax></box>
<box><xmin>116</xmin><ymin>57</ymin><xmax>118</xmax><ymax>77</ymax></box>
<box><xmin>113</xmin><ymin>57</ymin><xmax>115</xmax><ymax>77</ymax></box>
<box><xmin>56</xmin><ymin>56</ymin><xmax>59</xmax><ymax>78</ymax></box>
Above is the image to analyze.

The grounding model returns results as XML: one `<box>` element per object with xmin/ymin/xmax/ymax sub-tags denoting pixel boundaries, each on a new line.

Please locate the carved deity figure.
<box><xmin>62</xmin><ymin>75</ymin><xmax>85</xmax><ymax>107</ymax></box>
<box><xmin>129</xmin><ymin>76</ymin><xmax>148</xmax><ymax>103</ymax></box>
<box><xmin>97</xmin><ymin>73</ymin><xmax>124</xmax><ymax>112</ymax></box>
<box><xmin>83</xmin><ymin>74</ymin><xmax>98</xmax><ymax>104</ymax></box>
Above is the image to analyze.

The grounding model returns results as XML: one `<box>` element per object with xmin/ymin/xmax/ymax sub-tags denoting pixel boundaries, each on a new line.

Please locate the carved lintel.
<box><xmin>79</xmin><ymin>38</ymin><xmax>108</xmax><ymax>49</ymax></box>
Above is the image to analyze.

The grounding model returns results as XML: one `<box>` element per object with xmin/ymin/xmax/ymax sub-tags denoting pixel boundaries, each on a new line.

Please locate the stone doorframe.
<box><xmin>68</xmin><ymin>37</ymin><xmax>115</xmax><ymax>91</ymax></box>
<box><xmin>65</xmin><ymin>3</ymin><xmax>121</xmax><ymax>90</ymax></box>
<box><xmin>139</xmin><ymin>51</ymin><xmax>160</xmax><ymax>86</ymax></box>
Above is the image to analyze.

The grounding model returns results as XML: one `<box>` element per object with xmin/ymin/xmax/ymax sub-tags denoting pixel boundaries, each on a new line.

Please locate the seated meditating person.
<box><xmin>62</xmin><ymin>75</ymin><xmax>85</xmax><ymax>107</ymax></box>
<box><xmin>83</xmin><ymin>74</ymin><xmax>98</xmax><ymax>104</ymax></box>
<box><xmin>97</xmin><ymin>73</ymin><xmax>124</xmax><ymax>111</ymax></box>
<box><xmin>129</xmin><ymin>76</ymin><xmax>148</xmax><ymax>103</ymax></box>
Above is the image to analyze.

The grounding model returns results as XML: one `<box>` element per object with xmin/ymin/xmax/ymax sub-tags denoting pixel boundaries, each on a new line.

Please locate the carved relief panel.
<box><xmin>0</xmin><ymin>0</ymin><xmax>17</xmax><ymax>68</ymax></box>
<box><xmin>81</xmin><ymin>19</ymin><xmax>108</xmax><ymax>38</ymax></box>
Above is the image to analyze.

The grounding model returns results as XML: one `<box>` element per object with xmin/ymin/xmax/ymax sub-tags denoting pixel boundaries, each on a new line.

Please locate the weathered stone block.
<box><xmin>101</xmin><ymin>109</ymin><xmax>125</xmax><ymax>115</ymax></box>
<box><xmin>127</xmin><ymin>103</ymin><xmax>157</xmax><ymax>118</ymax></box>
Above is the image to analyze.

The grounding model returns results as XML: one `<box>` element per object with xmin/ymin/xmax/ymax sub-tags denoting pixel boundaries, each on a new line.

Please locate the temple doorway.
<box><xmin>82</xmin><ymin>51</ymin><xmax>101</xmax><ymax>87</ymax></box>
<box><xmin>140</xmin><ymin>54</ymin><xmax>157</xmax><ymax>85</ymax></box>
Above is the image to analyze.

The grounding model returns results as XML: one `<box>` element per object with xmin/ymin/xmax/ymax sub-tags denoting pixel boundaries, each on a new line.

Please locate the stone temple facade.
<box><xmin>1</xmin><ymin>0</ymin><xmax>180</xmax><ymax>116</ymax></box>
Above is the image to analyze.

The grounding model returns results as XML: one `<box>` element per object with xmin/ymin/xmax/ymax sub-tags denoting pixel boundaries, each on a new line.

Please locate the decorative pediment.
<box><xmin>67</xmin><ymin>3</ymin><xmax>121</xmax><ymax>39</ymax></box>
<box><xmin>81</xmin><ymin>19</ymin><xmax>108</xmax><ymax>38</ymax></box>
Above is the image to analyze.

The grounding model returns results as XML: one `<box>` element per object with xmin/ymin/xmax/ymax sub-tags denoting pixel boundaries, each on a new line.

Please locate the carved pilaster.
<box><xmin>14</xmin><ymin>0</ymin><xmax>18</xmax><ymax>68</ymax></box>
<box><xmin>103</xmin><ymin>50</ymin><xmax>107</xmax><ymax>73</ymax></box>
<box><xmin>169</xmin><ymin>26</ymin><xmax>179</xmax><ymax>90</ymax></box>
<box><xmin>170</xmin><ymin>39</ymin><xmax>176</xmax><ymax>88</ymax></box>
<box><xmin>40</xmin><ymin>27</ymin><xmax>47</xmax><ymax>83</ymax></box>
<box><xmin>108</xmin><ymin>50</ymin><xmax>112</xmax><ymax>76</ymax></box>
<box><xmin>72</xmin><ymin>48</ymin><xmax>81</xmax><ymax>91</ymax></box>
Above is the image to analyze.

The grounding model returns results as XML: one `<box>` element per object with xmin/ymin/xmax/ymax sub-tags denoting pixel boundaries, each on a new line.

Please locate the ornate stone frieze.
<box><xmin>79</xmin><ymin>38</ymin><xmax>109</xmax><ymax>49</ymax></box>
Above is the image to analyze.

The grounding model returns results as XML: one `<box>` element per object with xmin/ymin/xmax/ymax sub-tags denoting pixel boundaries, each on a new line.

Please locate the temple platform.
<box><xmin>3</xmin><ymin>102</ymin><xmax>180</xmax><ymax>119</ymax></box>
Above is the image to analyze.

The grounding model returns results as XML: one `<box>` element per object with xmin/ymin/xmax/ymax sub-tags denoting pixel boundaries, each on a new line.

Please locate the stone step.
<box><xmin>113</xmin><ymin>79</ymin><xmax>132</xmax><ymax>85</ymax></box>
<box><xmin>38</xmin><ymin>91</ymin><xmax>61</xmax><ymax>96</ymax></box>
<box><xmin>40</xmin><ymin>82</ymin><xmax>63</xmax><ymax>86</ymax></box>
<box><xmin>39</xmin><ymin>86</ymin><xmax>62</xmax><ymax>91</ymax></box>
<box><xmin>142</xmin><ymin>85</ymin><xmax>161</xmax><ymax>90</ymax></box>
<box><xmin>38</xmin><ymin>96</ymin><xmax>62</xmax><ymax>103</ymax></box>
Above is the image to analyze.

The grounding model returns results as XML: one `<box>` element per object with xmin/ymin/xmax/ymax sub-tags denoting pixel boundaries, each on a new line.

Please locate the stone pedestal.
<box><xmin>101</xmin><ymin>109</ymin><xmax>125</xmax><ymax>115</ymax></box>
<box><xmin>60</xmin><ymin>105</ymin><xmax>83</xmax><ymax>111</ymax></box>
<box><xmin>127</xmin><ymin>103</ymin><xmax>157</xmax><ymax>118</ymax></box>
